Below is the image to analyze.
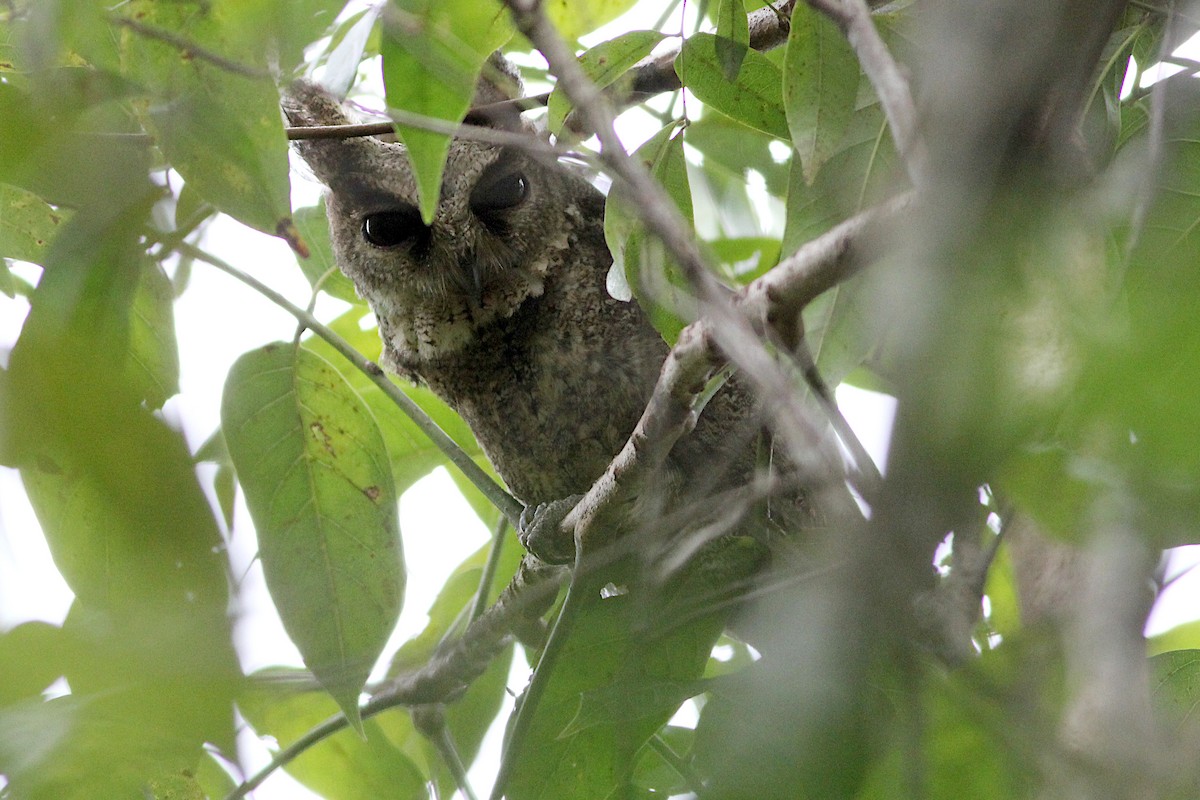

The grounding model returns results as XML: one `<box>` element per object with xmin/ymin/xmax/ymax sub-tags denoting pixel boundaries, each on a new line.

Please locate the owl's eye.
<box><xmin>470</xmin><ymin>170</ymin><xmax>528</xmax><ymax>214</ymax></box>
<box><xmin>362</xmin><ymin>208</ymin><xmax>428</xmax><ymax>248</ymax></box>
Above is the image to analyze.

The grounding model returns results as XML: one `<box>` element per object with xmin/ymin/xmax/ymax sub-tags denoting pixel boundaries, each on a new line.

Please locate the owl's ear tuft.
<box><xmin>467</xmin><ymin>52</ymin><xmax>527</xmax><ymax>131</ymax></box>
<box><xmin>283</xmin><ymin>80</ymin><xmax>388</xmax><ymax>188</ymax></box>
<box><xmin>283</xmin><ymin>80</ymin><xmax>349</xmax><ymax>127</ymax></box>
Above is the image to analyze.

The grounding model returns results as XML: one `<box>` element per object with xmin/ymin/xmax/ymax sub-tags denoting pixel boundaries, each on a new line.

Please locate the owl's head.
<box><xmin>284</xmin><ymin>67</ymin><xmax>590</xmax><ymax>370</ymax></box>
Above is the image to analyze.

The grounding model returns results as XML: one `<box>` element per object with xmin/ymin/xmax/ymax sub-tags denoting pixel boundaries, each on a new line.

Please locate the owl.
<box><xmin>283</xmin><ymin>70</ymin><xmax>782</xmax><ymax>562</ymax></box>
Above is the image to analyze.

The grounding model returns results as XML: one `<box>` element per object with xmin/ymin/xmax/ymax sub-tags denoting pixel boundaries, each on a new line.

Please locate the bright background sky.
<box><xmin>2</xmin><ymin>2</ymin><xmax>1200</xmax><ymax>798</ymax></box>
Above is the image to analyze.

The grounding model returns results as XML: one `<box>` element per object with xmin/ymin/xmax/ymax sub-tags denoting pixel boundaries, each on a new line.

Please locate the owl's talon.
<box><xmin>518</xmin><ymin>495</ymin><xmax>584</xmax><ymax>565</ymax></box>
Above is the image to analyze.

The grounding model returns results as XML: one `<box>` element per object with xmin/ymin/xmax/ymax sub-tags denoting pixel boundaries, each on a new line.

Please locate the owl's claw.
<box><xmin>518</xmin><ymin>495</ymin><xmax>584</xmax><ymax>565</ymax></box>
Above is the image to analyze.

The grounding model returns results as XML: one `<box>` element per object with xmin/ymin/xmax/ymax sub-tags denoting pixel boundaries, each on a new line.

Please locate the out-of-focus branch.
<box><xmin>804</xmin><ymin>0</ymin><xmax>927</xmax><ymax>185</ymax></box>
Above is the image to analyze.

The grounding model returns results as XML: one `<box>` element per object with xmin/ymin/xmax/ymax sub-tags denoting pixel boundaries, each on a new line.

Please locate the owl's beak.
<box><xmin>453</xmin><ymin>261</ymin><xmax>484</xmax><ymax>308</ymax></box>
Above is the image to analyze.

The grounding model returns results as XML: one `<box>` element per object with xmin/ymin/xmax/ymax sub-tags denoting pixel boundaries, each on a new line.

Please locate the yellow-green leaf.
<box><xmin>221</xmin><ymin>343</ymin><xmax>404</xmax><ymax>728</ymax></box>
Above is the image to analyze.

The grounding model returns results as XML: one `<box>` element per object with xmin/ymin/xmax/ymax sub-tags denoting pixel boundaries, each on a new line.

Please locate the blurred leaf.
<box><xmin>194</xmin><ymin>751</ymin><xmax>238</xmax><ymax>800</ymax></box>
<box><xmin>120</xmin><ymin>1</ymin><xmax>296</xmax><ymax>243</ymax></box>
<box><xmin>677</xmin><ymin>33</ymin><xmax>789</xmax><ymax>140</ymax></box>
<box><xmin>709</xmin><ymin>236</ymin><xmax>781</xmax><ymax>284</ymax></box>
<box><xmin>631</xmin><ymin>726</ymin><xmax>696</xmax><ymax>795</ymax></box>
<box><xmin>220</xmin><ymin>0</ymin><xmax>345</xmax><ymax>77</ymax></box>
<box><xmin>0</xmin><ymin>183</ymin><xmax>70</xmax><ymax>266</ymax></box>
<box><xmin>293</xmin><ymin>201</ymin><xmax>363</xmax><ymax>304</ymax></box>
<box><xmin>240</xmin><ymin>673</ymin><xmax>428</xmax><ymax>800</ymax></box>
<box><xmin>222</xmin><ymin>343</ymin><xmax>404</xmax><ymax>728</ymax></box>
<box><xmin>1148</xmin><ymin>619</ymin><xmax>1200</xmax><ymax>657</ymax></box>
<box><xmin>0</xmin><ymin>693</ymin><xmax>223</xmax><ymax>800</ymax></box>
<box><xmin>543</xmin><ymin>0</ymin><xmax>641</xmax><ymax>41</ymax></box>
<box><xmin>321</xmin><ymin>6</ymin><xmax>383</xmax><ymax>96</ymax></box>
<box><xmin>382</xmin><ymin>0</ymin><xmax>513</xmax><ymax>222</ymax></box>
<box><xmin>0</xmin><ymin>622</ymin><xmax>67</xmax><ymax>706</ymax></box>
<box><xmin>4</xmin><ymin>200</ymin><xmax>238</xmax><ymax>800</ymax></box>
<box><xmin>1150</xmin><ymin>650</ymin><xmax>1200</xmax><ymax>735</ymax></box>
<box><xmin>715</xmin><ymin>0</ymin><xmax>749</xmax><ymax>80</ymax></box>
<box><xmin>126</xmin><ymin>261</ymin><xmax>180</xmax><ymax>409</ymax></box>
<box><xmin>605</xmin><ymin>121</ymin><xmax>696</xmax><ymax>342</ymax></box>
<box><xmin>547</xmin><ymin>30</ymin><xmax>665</xmax><ymax>133</ymax></box>
<box><xmin>0</xmin><ymin>259</ymin><xmax>14</xmax><ymax>297</ymax></box>
<box><xmin>0</xmin><ymin>77</ymin><xmax>152</xmax><ymax>212</ymax></box>
<box><xmin>996</xmin><ymin>446</ymin><xmax>1094</xmax><ymax>543</ymax></box>
<box><xmin>1078</xmin><ymin>88</ymin><xmax>1200</xmax><ymax>546</ymax></box>
<box><xmin>784</xmin><ymin>4</ymin><xmax>858</xmax><ymax>182</ymax></box>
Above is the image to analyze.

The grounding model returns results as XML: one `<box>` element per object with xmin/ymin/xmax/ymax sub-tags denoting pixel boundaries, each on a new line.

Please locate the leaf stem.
<box><xmin>471</xmin><ymin>517</ymin><xmax>510</xmax><ymax>624</ymax></box>
<box><xmin>180</xmin><ymin>242</ymin><xmax>524</xmax><ymax>527</ymax></box>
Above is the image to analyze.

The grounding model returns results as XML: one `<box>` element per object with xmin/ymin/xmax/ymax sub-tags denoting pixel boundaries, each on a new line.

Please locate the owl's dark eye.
<box><xmin>470</xmin><ymin>170</ymin><xmax>528</xmax><ymax>214</ymax></box>
<box><xmin>362</xmin><ymin>208</ymin><xmax>429</xmax><ymax>248</ymax></box>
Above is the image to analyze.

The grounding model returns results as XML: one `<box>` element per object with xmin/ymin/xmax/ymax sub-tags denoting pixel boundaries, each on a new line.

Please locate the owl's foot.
<box><xmin>518</xmin><ymin>495</ymin><xmax>583</xmax><ymax>565</ymax></box>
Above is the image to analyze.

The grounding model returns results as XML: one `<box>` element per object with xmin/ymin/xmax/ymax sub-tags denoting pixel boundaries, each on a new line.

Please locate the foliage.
<box><xmin>1</xmin><ymin>1</ymin><xmax>1199</xmax><ymax>799</ymax></box>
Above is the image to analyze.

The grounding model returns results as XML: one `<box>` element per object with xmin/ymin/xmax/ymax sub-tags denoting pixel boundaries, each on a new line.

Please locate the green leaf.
<box><xmin>547</xmin><ymin>30</ymin><xmax>665</xmax><ymax>133</ymax></box>
<box><xmin>783</xmin><ymin>4</ymin><xmax>859</xmax><ymax>182</ymax></box>
<box><xmin>4</xmin><ymin>201</ymin><xmax>239</xmax><ymax>799</ymax></box>
<box><xmin>677</xmin><ymin>33</ymin><xmax>789</xmax><ymax>140</ymax></box>
<box><xmin>126</xmin><ymin>261</ymin><xmax>180</xmax><ymax>410</ymax></box>
<box><xmin>500</xmin><ymin>592</ymin><xmax>725</xmax><ymax>800</ymax></box>
<box><xmin>0</xmin><ymin>77</ymin><xmax>152</xmax><ymax>212</ymax></box>
<box><xmin>543</xmin><ymin>0</ymin><xmax>641</xmax><ymax>41</ymax></box>
<box><xmin>381</xmin><ymin>539</ymin><xmax>523</xmax><ymax>793</ymax></box>
<box><xmin>301</xmin><ymin>306</ymin><xmax>486</xmax><ymax>493</ymax></box>
<box><xmin>293</xmin><ymin>201</ymin><xmax>363</xmax><ymax>304</ymax></box>
<box><xmin>381</xmin><ymin>0</ymin><xmax>513</xmax><ymax>222</ymax></box>
<box><xmin>240</xmin><ymin>672</ymin><xmax>428</xmax><ymax>800</ymax></box>
<box><xmin>0</xmin><ymin>622</ymin><xmax>67</xmax><ymax>706</ymax></box>
<box><xmin>219</xmin><ymin>0</ymin><xmax>346</xmax><ymax>77</ymax></box>
<box><xmin>1148</xmin><ymin>620</ymin><xmax>1200</xmax><ymax>657</ymax></box>
<box><xmin>0</xmin><ymin>182</ymin><xmax>70</xmax><ymax>265</ymax></box>
<box><xmin>120</xmin><ymin>1</ymin><xmax>296</xmax><ymax>243</ymax></box>
<box><xmin>715</xmin><ymin>0</ymin><xmax>750</xmax><ymax>80</ymax></box>
<box><xmin>221</xmin><ymin>343</ymin><xmax>404</xmax><ymax>728</ymax></box>
<box><xmin>604</xmin><ymin>121</ymin><xmax>696</xmax><ymax>342</ymax></box>
<box><xmin>321</xmin><ymin>6</ymin><xmax>383</xmax><ymax>96</ymax></box>
<box><xmin>685</xmin><ymin>112</ymin><xmax>791</xmax><ymax>198</ymax></box>
<box><xmin>1151</xmin><ymin>650</ymin><xmax>1200</xmax><ymax>736</ymax></box>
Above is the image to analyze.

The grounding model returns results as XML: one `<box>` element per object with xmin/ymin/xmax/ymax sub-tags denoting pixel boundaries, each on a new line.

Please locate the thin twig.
<box><xmin>563</xmin><ymin>193</ymin><xmax>912</xmax><ymax>544</ymax></box>
<box><xmin>804</xmin><ymin>0</ymin><xmax>927</xmax><ymax>186</ymax></box>
<box><xmin>225</xmin><ymin>556</ymin><xmax>565</xmax><ymax>800</ymax></box>
<box><xmin>470</xmin><ymin>517</ymin><xmax>510</xmax><ymax>624</ymax></box>
<box><xmin>180</xmin><ymin>242</ymin><xmax>525</xmax><ymax>527</ymax></box>
<box><xmin>108</xmin><ymin>14</ymin><xmax>270</xmax><ymax>80</ymax></box>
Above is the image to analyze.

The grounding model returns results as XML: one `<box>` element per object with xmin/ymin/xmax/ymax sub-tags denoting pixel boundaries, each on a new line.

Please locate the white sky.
<box><xmin>3</xmin><ymin>3</ymin><xmax>1200</xmax><ymax>799</ymax></box>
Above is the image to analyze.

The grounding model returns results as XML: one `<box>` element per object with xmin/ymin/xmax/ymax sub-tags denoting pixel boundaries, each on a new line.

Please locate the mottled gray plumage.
<box><xmin>283</xmin><ymin>76</ymin><xmax>773</xmax><ymax>554</ymax></box>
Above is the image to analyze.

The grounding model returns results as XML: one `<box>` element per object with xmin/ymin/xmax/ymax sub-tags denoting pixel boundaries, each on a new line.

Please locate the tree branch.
<box><xmin>225</xmin><ymin>555</ymin><xmax>565</xmax><ymax>800</ymax></box>
<box><xmin>504</xmin><ymin>0</ymin><xmax>846</xmax><ymax>541</ymax></box>
<box><xmin>563</xmin><ymin>193</ymin><xmax>911</xmax><ymax>546</ymax></box>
